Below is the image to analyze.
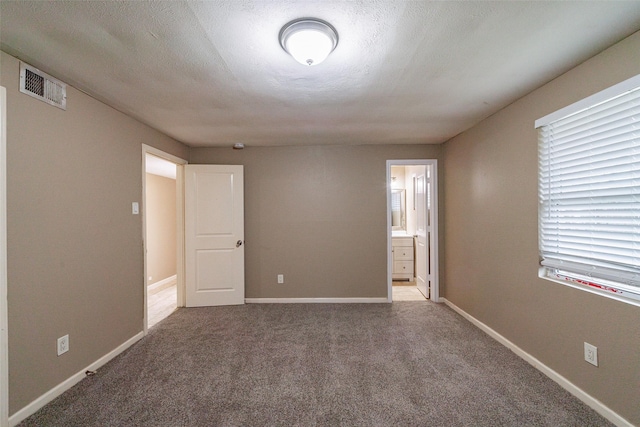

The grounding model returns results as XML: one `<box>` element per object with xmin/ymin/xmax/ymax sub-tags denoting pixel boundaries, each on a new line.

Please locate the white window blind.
<box><xmin>536</xmin><ymin>75</ymin><xmax>640</xmax><ymax>303</ymax></box>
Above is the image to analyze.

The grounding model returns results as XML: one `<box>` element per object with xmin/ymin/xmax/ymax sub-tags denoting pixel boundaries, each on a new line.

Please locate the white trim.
<box><xmin>429</xmin><ymin>161</ymin><xmax>440</xmax><ymax>303</ymax></box>
<box><xmin>539</xmin><ymin>269</ymin><xmax>640</xmax><ymax>308</ymax></box>
<box><xmin>141</xmin><ymin>145</ymin><xmax>187</xmax><ymax>167</ymax></box>
<box><xmin>245</xmin><ymin>298</ymin><xmax>389</xmax><ymax>304</ymax></box>
<box><xmin>147</xmin><ymin>274</ymin><xmax>177</xmax><ymax>294</ymax></box>
<box><xmin>8</xmin><ymin>332</ymin><xmax>144</xmax><ymax>427</ymax></box>
<box><xmin>386</xmin><ymin>164</ymin><xmax>393</xmax><ymax>303</ymax></box>
<box><xmin>0</xmin><ymin>87</ymin><xmax>8</xmax><ymax>427</ymax></box>
<box><xmin>141</xmin><ymin>145</ymin><xmax>187</xmax><ymax>335</ymax></box>
<box><xmin>535</xmin><ymin>73</ymin><xmax>640</xmax><ymax>128</ymax></box>
<box><xmin>386</xmin><ymin>160</ymin><xmax>440</xmax><ymax>303</ymax></box>
<box><xmin>175</xmin><ymin>165</ymin><xmax>185</xmax><ymax>309</ymax></box>
<box><xmin>441</xmin><ymin>298</ymin><xmax>633</xmax><ymax>427</ymax></box>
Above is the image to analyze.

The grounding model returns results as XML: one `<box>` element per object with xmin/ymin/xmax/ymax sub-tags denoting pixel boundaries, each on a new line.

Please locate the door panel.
<box><xmin>185</xmin><ymin>165</ymin><xmax>244</xmax><ymax>307</ymax></box>
<box><xmin>196</xmin><ymin>250</ymin><xmax>236</xmax><ymax>291</ymax></box>
<box><xmin>415</xmin><ymin>169</ymin><xmax>429</xmax><ymax>298</ymax></box>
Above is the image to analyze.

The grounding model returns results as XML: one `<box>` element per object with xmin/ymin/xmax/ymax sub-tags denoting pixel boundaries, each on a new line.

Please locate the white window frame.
<box><xmin>535</xmin><ymin>74</ymin><xmax>640</xmax><ymax>306</ymax></box>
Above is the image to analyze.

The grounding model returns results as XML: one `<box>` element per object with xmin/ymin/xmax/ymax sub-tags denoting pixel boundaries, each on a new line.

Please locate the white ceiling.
<box><xmin>2</xmin><ymin>1</ymin><xmax>640</xmax><ymax>148</ymax></box>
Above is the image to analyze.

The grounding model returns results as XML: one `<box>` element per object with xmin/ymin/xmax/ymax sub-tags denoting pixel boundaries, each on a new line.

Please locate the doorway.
<box><xmin>142</xmin><ymin>145</ymin><xmax>187</xmax><ymax>332</ymax></box>
<box><xmin>387</xmin><ymin>160</ymin><xmax>439</xmax><ymax>303</ymax></box>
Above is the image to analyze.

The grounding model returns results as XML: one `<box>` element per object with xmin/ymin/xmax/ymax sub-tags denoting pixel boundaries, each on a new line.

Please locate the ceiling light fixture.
<box><xmin>279</xmin><ymin>18</ymin><xmax>338</xmax><ymax>66</ymax></box>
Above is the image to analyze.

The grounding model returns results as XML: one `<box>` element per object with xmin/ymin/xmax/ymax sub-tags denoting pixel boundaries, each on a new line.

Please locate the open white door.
<box><xmin>185</xmin><ymin>165</ymin><xmax>244</xmax><ymax>307</ymax></box>
<box><xmin>415</xmin><ymin>169</ymin><xmax>429</xmax><ymax>298</ymax></box>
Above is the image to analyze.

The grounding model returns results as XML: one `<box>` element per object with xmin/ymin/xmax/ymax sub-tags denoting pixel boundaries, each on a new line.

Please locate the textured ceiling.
<box><xmin>1</xmin><ymin>1</ymin><xmax>640</xmax><ymax>147</ymax></box>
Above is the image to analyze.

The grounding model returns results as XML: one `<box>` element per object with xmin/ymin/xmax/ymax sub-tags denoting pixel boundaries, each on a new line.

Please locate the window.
<box><xmin>536</xmin><ymin>74</ymin><xmax>640</xmax><ymax>304</ymax></box>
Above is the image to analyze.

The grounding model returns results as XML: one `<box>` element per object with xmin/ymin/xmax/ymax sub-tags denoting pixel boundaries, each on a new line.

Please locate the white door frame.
<box><xmin>386</xmin><ymin>159</ymin><xmax>440</xmax><ymax>303</ymax></box>
<box><xmin>141</xmin><ymin>144</ymin><xmax>187</xmax><ymax>334</ymax></box>
<box><xmin>1</xmin><ymin>87</ymin><xmax>9</xmax><ymax>427</ymax></box>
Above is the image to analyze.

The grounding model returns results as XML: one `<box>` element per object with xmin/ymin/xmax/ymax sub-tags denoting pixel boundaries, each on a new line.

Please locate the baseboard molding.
<box><xmin>441</xmin><ymin>298</ymin><xmax>632</xmax><ymax>427</ymax></box>
<box><xmin>147</xmin><ymin>274</ymin><xmax>177</xmax><ymax>294</ymax></box>
<box><xmin>245</xmin><ymin>297</ymin><xmax>389</xmax><ymax>304</ymax></box>
<box><xmin>9</xmin><ymin>331</ymin><xmax>144</xmax><ymax>427</ymax></box>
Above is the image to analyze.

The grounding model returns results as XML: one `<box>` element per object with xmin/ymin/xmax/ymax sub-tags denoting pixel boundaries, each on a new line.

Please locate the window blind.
<box><xmin>537</xmin><ymin>80</ymin><xmax>640</xmax><ymax>302</ymax></box>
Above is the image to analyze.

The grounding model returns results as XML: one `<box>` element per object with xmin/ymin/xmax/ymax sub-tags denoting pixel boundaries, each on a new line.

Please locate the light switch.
<box><xmin>132</xmin><ymin>202</ymin><xmax>139</xmax><ymax>215</ymax></box>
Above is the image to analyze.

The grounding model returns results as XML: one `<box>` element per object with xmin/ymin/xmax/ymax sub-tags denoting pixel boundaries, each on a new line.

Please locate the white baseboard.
<box><xmin>441</xmin><ymin>298</ymin><xmax>632</xmax><ymax>427</ymax></box>
<box><xmin>9</xmin><ymin>332</ymin><xmax>144</xmax><ymax>427</ymax></box>
<box><xmin>147</xmin><ymin>274</ymin><xmax>177</xmax><ymax>294</ymax></box>
<box><xmin>245</xmin><ymin>297</ymin><xmax>389</xmax><ymax>304</ymax></box>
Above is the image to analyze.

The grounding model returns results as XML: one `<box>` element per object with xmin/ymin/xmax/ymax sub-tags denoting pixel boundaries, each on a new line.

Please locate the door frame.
<box><xmin>1</xmin><ymin>86</ymin><xmax>9</xmax><ymax>427</ymax></box>
<box><xmin>386</xmin><ymin>159</ymin><xmax>440</xmax><ymax>303</ymax></box>
<box><xmin>141</xmin><ymin>144</ymin><xmax>187</xmax><ymax>333</ymax></box>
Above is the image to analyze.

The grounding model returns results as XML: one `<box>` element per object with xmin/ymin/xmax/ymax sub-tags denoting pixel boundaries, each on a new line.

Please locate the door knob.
<box><xmin>236</xmin><ymin>240</ymin><xmax>243</xmax><ymax>247</ymax></box>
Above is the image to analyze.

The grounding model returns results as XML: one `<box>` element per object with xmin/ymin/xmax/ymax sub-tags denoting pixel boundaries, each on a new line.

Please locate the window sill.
<box><xmin>539</xmin><ymin>268</ymin><xmax>640</xmax><ymax>308</ymax></box>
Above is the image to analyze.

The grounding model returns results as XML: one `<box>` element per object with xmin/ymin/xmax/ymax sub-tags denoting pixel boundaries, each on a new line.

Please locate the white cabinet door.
<box><xmin>185</xmin><ymin>165</ymin><xmax>244</xmax><ymax>307</ymax></box>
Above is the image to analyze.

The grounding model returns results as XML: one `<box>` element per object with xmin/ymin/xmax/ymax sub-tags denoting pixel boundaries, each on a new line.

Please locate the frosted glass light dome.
<box><xmin>279</xmin><ymin>19</ymin><xmax>338</xmax><ymax>66</ymax></box>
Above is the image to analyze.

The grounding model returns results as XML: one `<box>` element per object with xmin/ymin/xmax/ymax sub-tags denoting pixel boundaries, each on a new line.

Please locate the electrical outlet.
<box><xmin>57</xmin><ymin>335</ymin><xmax>69</xmax><ymax>356</ymax></box>
<box><xmin>277</xmin><ymin>274</ymin><xmax>284</xmax><ymax>284</ymax></box>
<box><xmin>584</xmin><ymin>342</ymin><xmax>598</xmax><ymax>366</ymax></box>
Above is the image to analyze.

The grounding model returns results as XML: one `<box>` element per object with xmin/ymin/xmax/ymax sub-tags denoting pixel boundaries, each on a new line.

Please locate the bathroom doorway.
<box><xmin>387</xmin><ymin>160</ymin><xmax>439</xmax><ymax>302</ymax></box>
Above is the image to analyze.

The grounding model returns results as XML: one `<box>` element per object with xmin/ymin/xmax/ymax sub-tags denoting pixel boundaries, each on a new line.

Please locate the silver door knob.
<box><xmin>236</xmin><ymin>240</ymin><xmax>243</xmax><ymax>247</ymax></box>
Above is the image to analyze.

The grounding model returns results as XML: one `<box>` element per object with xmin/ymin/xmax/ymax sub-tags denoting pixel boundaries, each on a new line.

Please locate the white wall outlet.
<box><xmin>584</xmin><ymin>342</ymin><xmax>598</xmax><ymax>366</ymax></box>
<box><xmin>277</xmin><ymin>274</ymin><xmax>284</xmax><ymax>284</ymax></box>
<box><xmin>57</xmin><ymin>334</ymin><xmax>69</xmax><ymax>356</ymax></box>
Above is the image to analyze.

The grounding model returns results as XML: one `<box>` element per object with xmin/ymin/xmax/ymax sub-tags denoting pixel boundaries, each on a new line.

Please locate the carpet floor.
<box><xmin>20</xmin><ymin>302</ymin><xmax>612</xmax><ymax>426</ymax></box>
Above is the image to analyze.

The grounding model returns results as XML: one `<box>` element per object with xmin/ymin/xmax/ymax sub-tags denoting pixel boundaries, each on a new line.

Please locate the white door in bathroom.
<box><xmin>415</xmin><ymin>168</ymin><xmax>429</xmax><ymax>298</ymax></box>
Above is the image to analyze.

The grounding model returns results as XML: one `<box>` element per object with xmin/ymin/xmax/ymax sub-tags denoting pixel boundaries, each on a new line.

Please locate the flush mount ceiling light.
<box><xmin>279</xmin><ymin>18</ymin><xmax>338</xmax><ymax>66</ymax></box>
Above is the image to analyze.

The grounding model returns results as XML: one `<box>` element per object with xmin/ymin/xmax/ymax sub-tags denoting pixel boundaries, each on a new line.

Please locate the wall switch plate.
<box><xmin>132</xmin><ymin>202</ymin><xmax>139</xmax><ymax>215</ymax></box>
<box><xmin>277</xmin><ymin>274</ymin><xmax>284</xmax><ymax>284</ymax></box>
<box><xmin>57</xmin><ymin>335</ymin><xmax>69</xmax><ymax>356</ymax></box>
<box><xmin>584</xmin><ymin>342</ymin><xmax>598</xmax><ymax>366</ymax></box>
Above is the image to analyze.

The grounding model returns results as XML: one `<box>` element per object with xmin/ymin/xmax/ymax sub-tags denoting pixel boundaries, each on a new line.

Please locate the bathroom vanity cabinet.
<box><xmin>392</xmin><ymin>237</ymin><xmax>414</xmax><ymax>280</ymax></box>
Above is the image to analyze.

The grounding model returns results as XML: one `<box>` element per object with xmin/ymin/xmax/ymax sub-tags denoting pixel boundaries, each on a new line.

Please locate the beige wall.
<box><xmin>190</xmin><ymin>144</ymin><xmax>442</xmax><ymax>299</ymax></box>
<box><xmin>442</xmin><ymin>31</ymin><xmax>640</xmax><ymax>424</ymax></box>
<box><xmin>1</xmin><ymin>51</ymin><xmax>188</xmax><ymax>414</ymax></box>
<box><xmin>145</xmin><ymin>173</ymin><xmax>177</xmax><ymax>284</ymax></box>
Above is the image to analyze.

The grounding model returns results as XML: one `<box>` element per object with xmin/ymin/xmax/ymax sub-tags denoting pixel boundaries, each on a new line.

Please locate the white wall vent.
<box><xmin>19</xmin><ymin>62</ymin><xmax>67</xmax><ymax>110</ymax></box>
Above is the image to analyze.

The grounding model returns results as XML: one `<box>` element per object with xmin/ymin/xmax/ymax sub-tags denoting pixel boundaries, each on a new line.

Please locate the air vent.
<box><xmin>19</xmin><ymin>62</ymin><xmax>67</xmax><ymax>110</ymax></box>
